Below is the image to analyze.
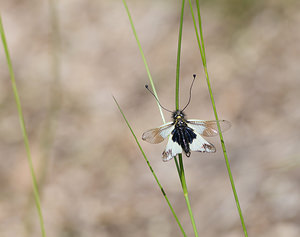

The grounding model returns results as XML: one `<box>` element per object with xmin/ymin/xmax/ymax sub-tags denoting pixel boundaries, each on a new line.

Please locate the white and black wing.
<box><xmin>142</xmin><ymin>122</ymin><xmax>174</xmax><ymax>144</ymax></box>
<box><xmin>189</xmin><ymin>131</ymin><xmax>216</xmax><ymax>153</ymax></box>
<box><xmin>162</xmin><ymin>135</ymin><xmax>182</xmax><ymax>162</ymax></box>
<box><xmin>187</xmin><ymin>120</ymin><xmax>231</xmax><ymax>137</ymax></box>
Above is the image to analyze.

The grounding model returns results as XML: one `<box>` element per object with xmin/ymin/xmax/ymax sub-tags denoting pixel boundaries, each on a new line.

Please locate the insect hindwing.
<box><xmin>162</xmin><ymin>135</ymin><xmax>182</xmax><ymax>162</ymax></box>
<box><xmin>189</xmin><ymin>131</ymin><xmax>216</xmax><ymax>153</ymax></box>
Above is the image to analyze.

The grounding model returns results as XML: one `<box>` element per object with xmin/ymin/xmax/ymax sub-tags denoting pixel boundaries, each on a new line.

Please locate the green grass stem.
<box><xmin>175</xmin><ymin>1</ymin><xmax>199</xmax><ymax>237</ymax></box>
<box><xmin>24</xmin><ymin>1</ymin><xmax>62</xmax><ymax>235</ymax></box>
<box><xmin>113</xmin><ymin>96</ymin><xmax>187</xmax><ymax>237</ymax></box>
<box><xmin>123</xmin><ymin>1</ymin><xmax>199</xmax><ymax>235</ymax></box>
<box><xmin>122</xmin><ymin>0</ymin><xmax>188</xmax><ymax>234</ymax></box>
<box><xmin>178</xmin><ymin>155</ymin><xmax>199</xmax><ymax>237</ymax></box>
<box><xmin>122</xmin><ymin>0</ymin><xmax>165</xmax><ymax>123</ymax></box>
<box><xmin>0</xmin><ymin>15</ymin><xmax>47</xmax><ymax>237</ymax></box>
<box><xmin>175</xmin><ymin>0</ymin><xmax>185</xmax><ymax>110</ymax></box>
<box><xmin>37</xmin><ymin>0</ymin><xmax>62</xmax><ymax>182</ymax></box>
<box><xmin>188</xmin><ymin>1</ymin><xmax>248</xmax><ymax>236</ymax></box>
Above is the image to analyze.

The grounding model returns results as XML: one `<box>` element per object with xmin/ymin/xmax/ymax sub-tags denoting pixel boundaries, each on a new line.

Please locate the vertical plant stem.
<box><xmin>178</xmin><ymin>154</ymin><xmax>199</xmax><ymax>237</ymax></box>
<box><xmin>122</xmin><ymin>0</ymin><xmax>165</xmax><ymax>123</ymax></box>
<box><xmin>122</xmin><ymin>2</ymin><xmax>189</xmax><ymax>235</ymax></box>
<box><xmin>113</xmin><ymin>96</ymin><xmax>187</xmax><ymax>237</ymax></box>
<box><xmin>38</xmin><ymin>0</ymin><xmax>62</xmax><ymax>182</ymax></box>
<box><xmin>175</xmin><ymin>1</ymin><xmax>199</xmax><ymax>236</ymax></box>
<box><xmin>0</xmin><ymin>15</ymin><xmax>46</xmax><ymax>237</ymax></box>
<box><xmin>188</xmin><ymin>1</ymin><xmax>248</xmax><ymax>236</ymax></box>
<box><xmin>24</xmin><ymin>0</ymin><xmax>62</xmax><ymax>235</ymax></box>
<box><xmin>175</xmin><ymin>0</ymin><xmax>185</xmax><ymax>110</ymax></box>
<box><xmin>195</xmin><ymin>0</ymin><xmax>206</xmax><ymax>63</ymax></box>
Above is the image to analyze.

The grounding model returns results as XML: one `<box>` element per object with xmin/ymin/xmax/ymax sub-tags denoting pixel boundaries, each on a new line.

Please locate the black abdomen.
<box><xmin>172</xmin><ymin>126</ymin><xmax>196</xmax><ymax>156</ymax></box>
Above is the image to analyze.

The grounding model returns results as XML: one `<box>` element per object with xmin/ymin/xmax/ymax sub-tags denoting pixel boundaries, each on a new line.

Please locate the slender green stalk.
<box><xmin>122</xmin><ymin>1</ymin><xmax>189</xmax><ymax>235</ymax></box>
<box><xmin>113</xmin><ymin>96</ymin><xmax>187</xmax><ymax>237</ymax></box>
<box><xmin>122</xmin><ymin>0</ymin><xmax>165</xmax><ymax>123</ymax></box>
<box><xmin>174</xmin><ymin>0</ymin><xmax>186</xmax><ymax>187</ymax></box>
<box><xmin>174</xmin><ymin>157</ymin><xmax>182</xmax><ymax>185</ymax></box>
<box><xmin>0</xmin><ymin>15</ymin><xmax>46</xmax><ymax>237</ymax></box>
<box><xmin>178</xmin><ymin>155</ymin><xmax>199</xmax><ymax>237</ymax></box>
<box><xmin>175</xmin><ymin>0</ymin><xmax>185</xmax><ymax>110</ymax></box>
<box><xmin>175</xmin><ymin>1</ymin><xmax>199</xmax><ymax>236</ymax></box>
<box><xmin>123</xmin><ymin>1</ymin><xmax>198</xmax><ymax>235</ymax></box>
<box><xmin>38</xmin><ymin>0</ymin><xmax>62</xmax><ymax>181</ymax></box>
<box><xmin>189</xmin><ymin>1</ymin><xmax>248</xmax><ymax>236</ymax></box>
<box><xmin>24</xmin><ymin>1</ymin><xmax>62</xmax><ymax>235</ymax></box>
<box><xmin>195</xmin><ymin>0</ymin><xmax>206</xmax><ymax>64</ymax></box>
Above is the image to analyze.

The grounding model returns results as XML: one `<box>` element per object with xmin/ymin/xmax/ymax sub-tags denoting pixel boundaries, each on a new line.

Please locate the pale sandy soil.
<box><xmin>0</xmin><ymin>0</ymin><xmax>299</xmax><ymax>236</ymax></box>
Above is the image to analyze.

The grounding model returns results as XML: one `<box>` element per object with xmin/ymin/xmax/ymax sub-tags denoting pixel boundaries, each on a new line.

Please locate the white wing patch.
<box><xmin>162</xmin><ymin>135</ymin><xmax>182</xmax><ymax>162</ymax></box>
<box><xmin>189</xmin><ymin>131</ymin><xmax>216</xmax><ymax>153</ymax></box>
<box><xmin>142</xmin><ymin>122</ymin><xmax>174</xmax><ymax>144</ymax></box>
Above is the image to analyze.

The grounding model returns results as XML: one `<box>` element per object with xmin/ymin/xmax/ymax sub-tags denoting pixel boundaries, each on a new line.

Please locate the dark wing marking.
<box><xmin>142</xmin><ymin>122</ymin><xmax>174</xmax><ymax>144</ymax></box>
<box><xmin>189</xmin><ymin>131</ymin><xmax>216</xmax><ymax>153</ymax></box>
<box><xmin>187</xmin><ymin>120</ymin><xmax>231</xmax><ymax>137</ymax></box>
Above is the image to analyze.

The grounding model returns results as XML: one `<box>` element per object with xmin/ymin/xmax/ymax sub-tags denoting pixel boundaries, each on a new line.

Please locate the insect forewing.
<box><xmin>187</xmin><ymin>120</ymin><xmax>231</xmax><ymax>137</ymax></box>
<box><xmin>142</xmin><ymin>122</ymin><xmax>174</xmax><ymax>144</ymax></box>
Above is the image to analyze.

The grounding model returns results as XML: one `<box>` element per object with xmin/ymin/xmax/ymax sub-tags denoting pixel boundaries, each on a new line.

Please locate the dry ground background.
<box><xmin>0</xmin><ymin>0</ymin><xmax>300</xmax><ymax>237</ymax></box>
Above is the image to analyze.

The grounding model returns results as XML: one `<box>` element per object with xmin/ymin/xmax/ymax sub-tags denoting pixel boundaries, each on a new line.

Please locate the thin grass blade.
<box><xmin>122</xmin><ymin>0</ymin><xmax>165</xmax><ymax>123</ymax></box>
<box><xmin>188</xmin><ymin>1</ymin><xmax>248</xmax><ymax>236</ymax></box>
<box><xmin>175</xmin><ymin>0</ymin><xmax>185</xmax><ymax>110</ymax></box>
<box><xmin>122</xmin><ymin>1</ymin><xmax>199</xmax><ymax>235</ymax></box>
<box><xmin>175</xmin><ymin>1</ymin><xmax>199</xmax><ymax>236</ymax></box>
<box><xmin>0</xmin><ymin>14</ymin><xmax>47</xmax><ymax>237</ymax></box>
<box><xmin>113</xmin><ymin>96</ymin><xmax>187</xmax><ymax>237</ymax></box>
<box><xmin>24</xmin><ymin>1</ymin><xmax>62</xmax><ymax>235</ymax></box>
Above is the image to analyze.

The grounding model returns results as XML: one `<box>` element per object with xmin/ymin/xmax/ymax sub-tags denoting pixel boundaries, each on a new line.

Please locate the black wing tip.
<box><xmin>223</xmin><ymin>120</ymin><xmax>232</xmax><ymax>128</ymax></box>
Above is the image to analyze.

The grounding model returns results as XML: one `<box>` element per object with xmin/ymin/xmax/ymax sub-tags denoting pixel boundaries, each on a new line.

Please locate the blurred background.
<box><xmin>0</xmin><ymin>0</ymin><xmax>300</xmax><ymax>236</ymax></box>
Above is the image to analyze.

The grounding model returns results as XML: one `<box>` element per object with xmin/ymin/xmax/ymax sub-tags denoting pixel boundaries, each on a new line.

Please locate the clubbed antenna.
<box><xmin>182</xmin><ymin>74</ymin><xmax>196</xmax><ymax>112</ymax></box>
<box><xmin>145</xmin><ymin>85</ymin><xmax>173</xmax><ymax>113</ymax></box>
